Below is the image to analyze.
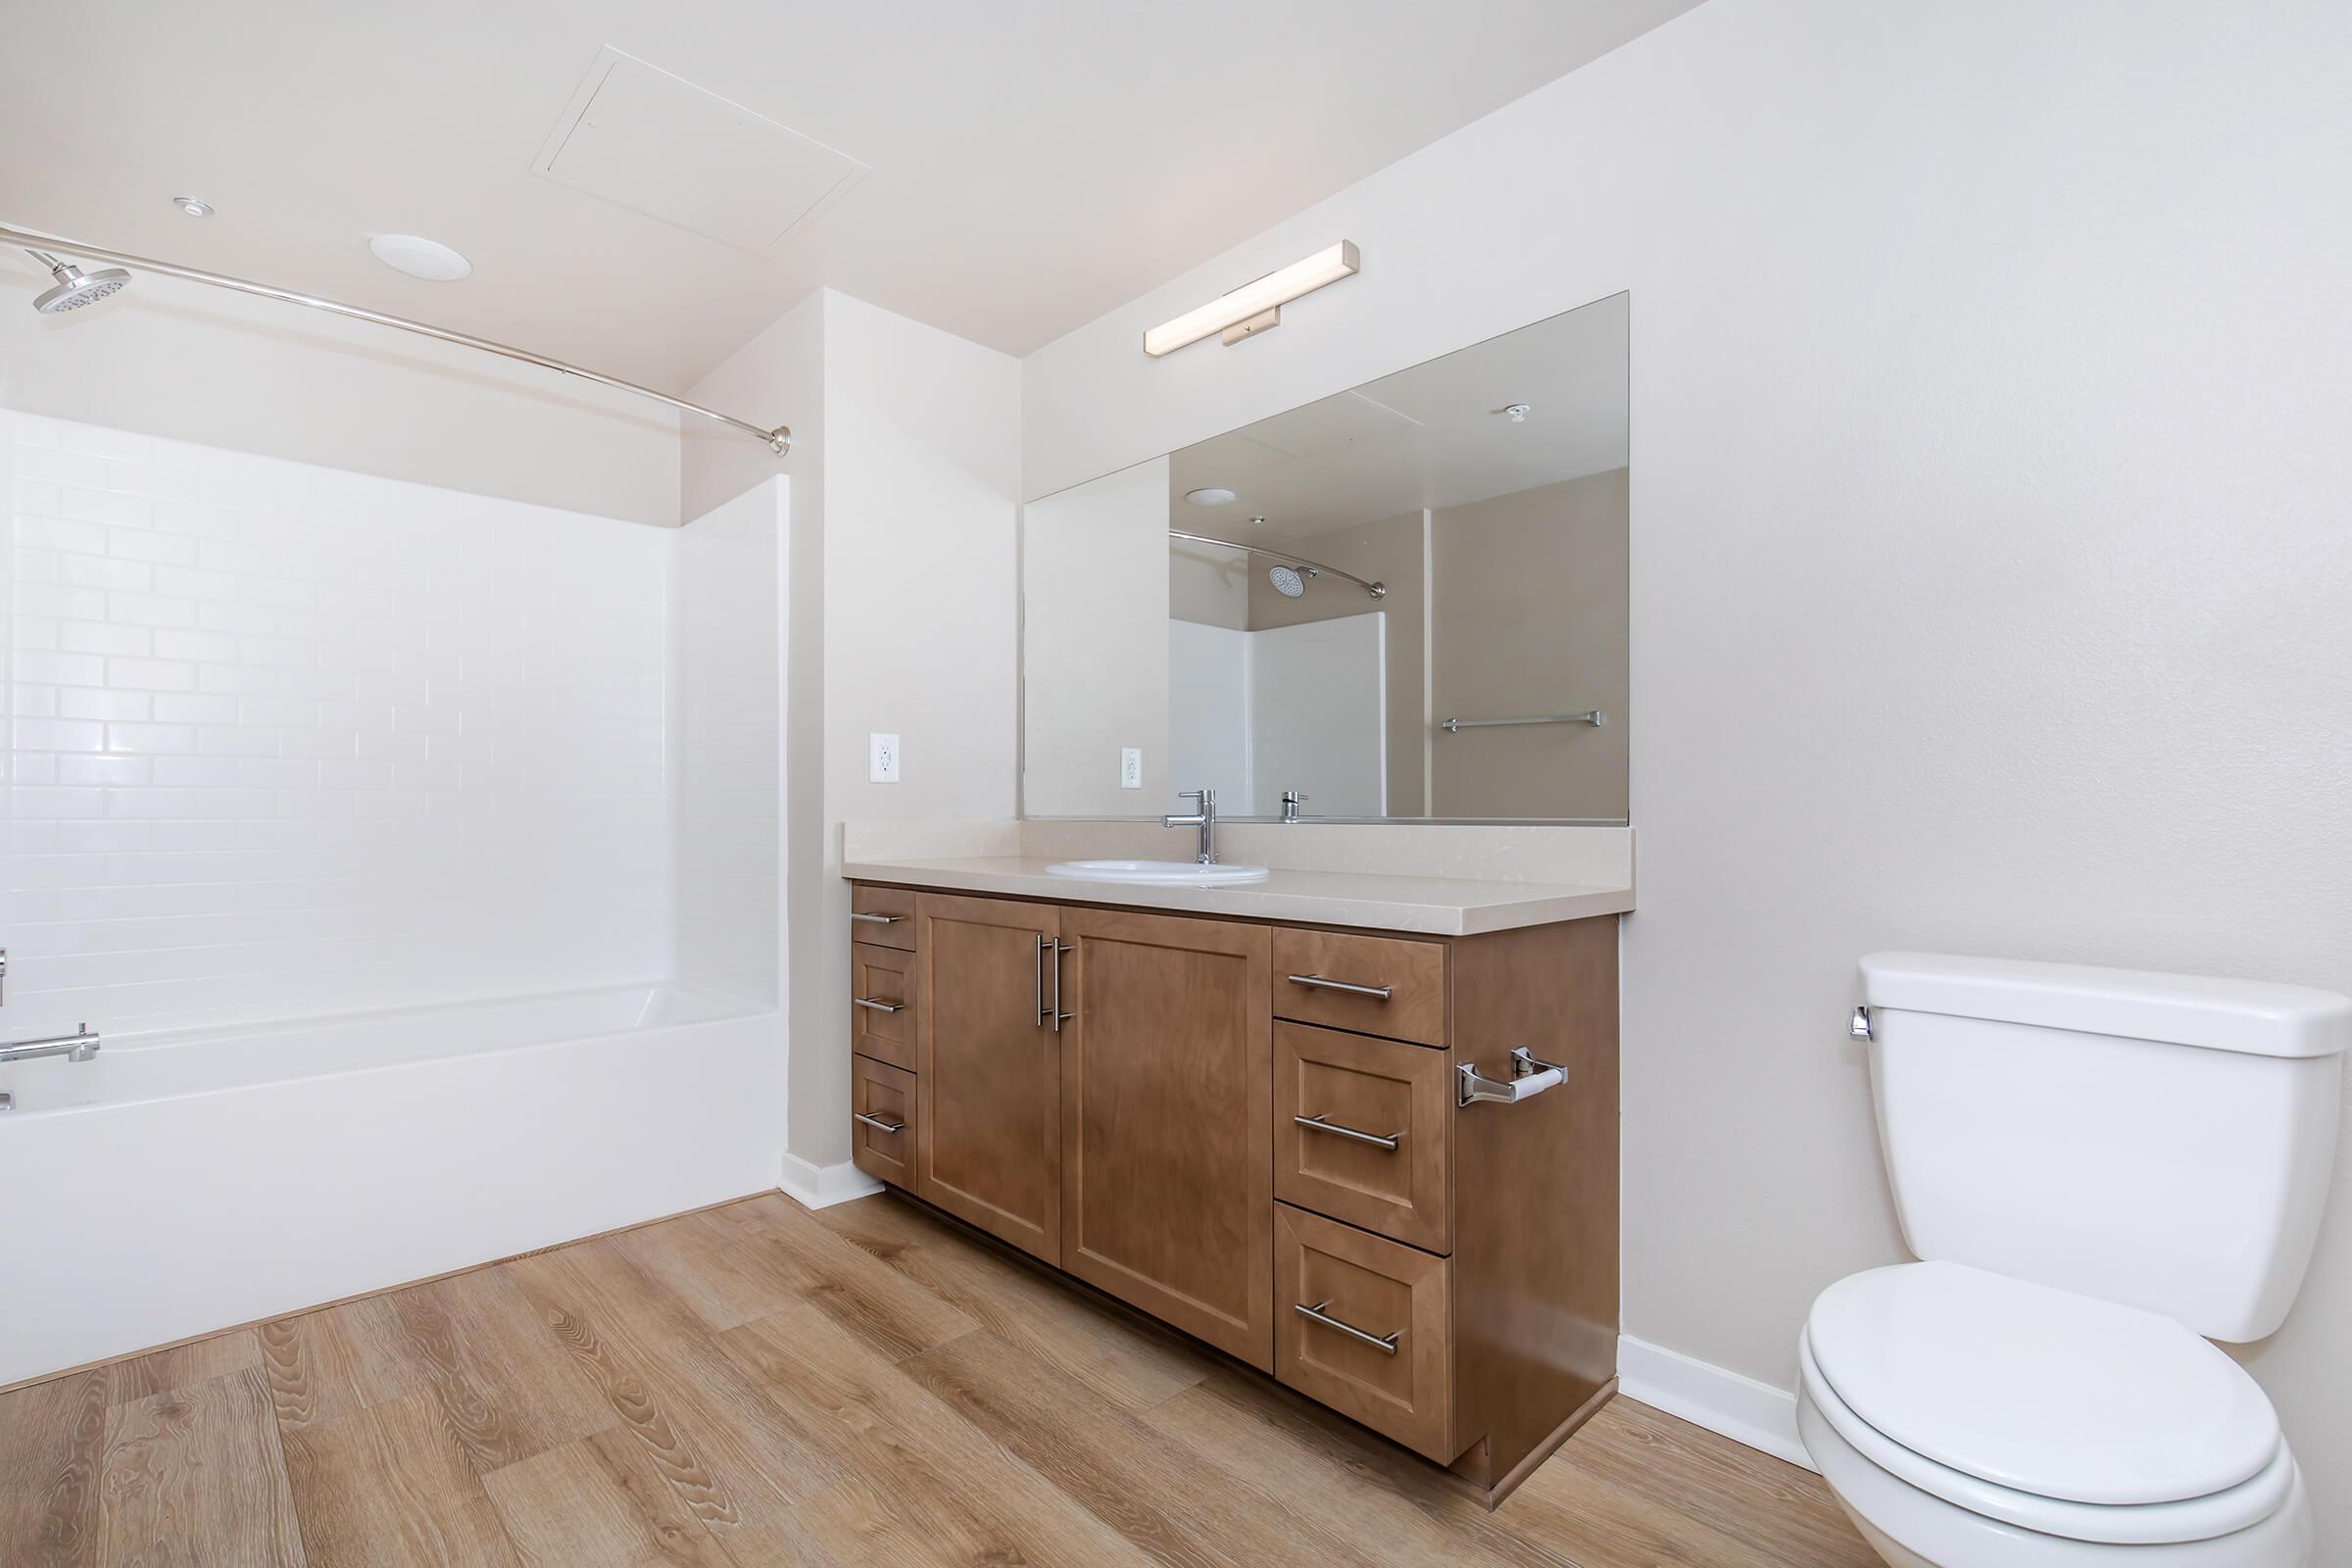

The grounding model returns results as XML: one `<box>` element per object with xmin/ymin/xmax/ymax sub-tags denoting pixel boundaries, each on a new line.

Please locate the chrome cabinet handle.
<box><xmin>1287</xmin><ymin>973</ymin><xmax>1393</xmax><ymax>1001</ymax></box>
<box><xmin>851</xmin><ymin>910</ymin><xmax>902</xmax><ymax>925</ymax></box>
<box><xmin>852</xmin><ymin>997</ymin><xmax>902</xmax><ymax>1013</ymax></box>
<box><xmin>1456</xmin><ymin>1047</ymin><xmax>1568</xmax><ymax>1107</ymax></box>
<box><xmin>1036</xmin><ymin>933</ymin><xmax>1051</xmax><ymax>1027</ymax></box>
<box><xmin>853</xmin><ymin>1111</ymin><xmax>906</xmax><ymax>1135</ymax></box>
<box><xmin>1294</xmin><ymin>1300</ymin><xmax>1399</xmax><ymax>1355</ymax></box>
<box><xmin>1293</xmin><ymin>1114</ymin><xmax>1401</xmax><ymax>1152</ymax></box>
<box><xmin>1051</xmin><ymin>941</ymin><xmax>1074</xmax><ymax>1032</ymax></box>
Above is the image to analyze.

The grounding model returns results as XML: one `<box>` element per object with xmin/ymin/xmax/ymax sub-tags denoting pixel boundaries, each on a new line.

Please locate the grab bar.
<box><xmin>1441</xmin><ymin>711</ymin><xmax>1605</xmax><ymax>732</ymax></box>
<box><xmin>0</xmin><ymin>1024</ymin><xmax>100</xmax><ymax>1065</ymax></box>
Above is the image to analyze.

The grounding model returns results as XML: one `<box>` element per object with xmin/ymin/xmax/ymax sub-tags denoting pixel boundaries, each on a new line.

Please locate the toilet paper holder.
<box><xmin>1456</xmin><ymin>1047</ymin><xmax>1568</xmax><ymax>1107</ymax></box>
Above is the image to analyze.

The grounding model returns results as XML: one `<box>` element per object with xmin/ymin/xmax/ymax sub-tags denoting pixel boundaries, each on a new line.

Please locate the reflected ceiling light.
<box><xmin>368</xmin><ymin>233</ymin><xmax>472</xmax><ymax>281</ymax></box>
<box><xmin>1502</xmin><ymin>403</ymin><xmax>1532</xmax><ymax>422</ymax></box>
<box><xmin>1184</xmin><ymin>487</ymin><xmax>1237</xmax><ymax>506</ymax></box>
<box><xmin>1143</xmin><ymin>240</ymin><xmax>1359</xmax><ymax>358</ymax></box>
<box><xmin>172</xmin><ymin>197</ymin><xmax>214</xmax><ymax>219</ymax></box>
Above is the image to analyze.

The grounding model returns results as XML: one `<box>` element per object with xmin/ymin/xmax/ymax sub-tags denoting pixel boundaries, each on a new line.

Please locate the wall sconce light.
<box><xmin>1143</xmin><ymin>240</ymin><xmax>1360</xmax><ymax>357</ymax></box>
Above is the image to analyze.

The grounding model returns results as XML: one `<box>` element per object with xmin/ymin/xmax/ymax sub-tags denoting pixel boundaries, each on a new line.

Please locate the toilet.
<box><xmin>1802</xmin><ymin>953</ymin><xmax>2352</xmax><ymax>1567</ymax></box>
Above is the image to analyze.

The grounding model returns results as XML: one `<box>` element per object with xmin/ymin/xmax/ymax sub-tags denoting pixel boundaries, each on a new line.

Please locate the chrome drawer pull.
<box><xmin>852</xmin><ymin>997</ymin><xmax>903</xmax><ymax>1013</ymax></box>
<box><xmin>1287</xmin><ymin>973</ymin><xmax>1393</xmax><ymax>1001</ymax></box>
<box><xmin>851</xmin><ymin>910</ymin><xmax>903</xmax><ymax>925</ymax></box>
<box><xmin>1295</xmin><ymin>1300</ymin><xmax>1399</xmax><ymax>1355</ymax></box>
<box><xmin>1456</xmin><ymin>1047</ymin><xmax>1568</xmax><ymax>1107</ymax></box>
<box><xmin>853</xmin><ymin>1111</ymin><xmax>906</xmax><ymax>1135</ymax></box>
<box><xmin>1294</xmin><ymin>1114</ymin><xmax>1401</xmax><ymax>1152</ymax></box>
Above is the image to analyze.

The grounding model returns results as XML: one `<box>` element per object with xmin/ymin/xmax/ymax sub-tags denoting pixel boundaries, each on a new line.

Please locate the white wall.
<box><xmin>669</xmin><ymin>478</ymin><xmax>785</xmax><ymax>1006</ymax></box>
<box><xmin>3</xmin><ymin>409</ymin><xmax>672</xmax><ymax>1037</ymax></box>
<box><xmin>1167</xmin><ymin>618</ymin><xmax>1250</xmax><ymax>811</ymax></box>
<box><xmin>0</xmin><ymin>259</ymin><xmax>684</xmax><ymax>526</ymax></box>
<box><xmin>686</xmin><ymin>289</ymin><xmax>1021</xmax><ymax>1171</ymax></box>
<box><xmin>1250</xmin><ymin>613</ymin><xmax>1387</xmax><ymax>818</ymax></box>
<box><xmin>1021</xmin><ymin>0</ymin><xmax>2352</xmax><ymax>1544</ymax></box>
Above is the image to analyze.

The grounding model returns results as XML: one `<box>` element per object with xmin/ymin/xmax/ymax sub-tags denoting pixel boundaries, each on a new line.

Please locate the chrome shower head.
<box><xmin>1268</xmin><ymin>564</ymin><xmax>1307</xmax><ymax>598</ymax></box>
<box><xmin>29</xmin><ymin>251</ymin><xmax>131</xmax><ymax>314</ymax></box>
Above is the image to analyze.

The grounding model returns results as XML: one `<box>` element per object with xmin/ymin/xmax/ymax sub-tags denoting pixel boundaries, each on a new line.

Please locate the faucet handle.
<box><xmin>1176</xmin><ymin>787</ymin><xmax>1215</xmax><ymax>810</ymax></box>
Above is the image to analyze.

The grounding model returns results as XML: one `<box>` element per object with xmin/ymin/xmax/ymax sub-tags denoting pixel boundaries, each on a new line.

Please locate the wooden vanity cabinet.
<box><xmin>849</xmin><ymin>880</ymin><xmax>1619</xmax><ymax>1507</ymax></box>
<box><xmin>1058</xmin><ymin>906</ymin><xmax>1275</xmax><ymax>1369</ymax></box>
<box><xmin>913</xmin><ymin>894</ymin><xmax>1064</xmax><ymax>1263</ymax></box>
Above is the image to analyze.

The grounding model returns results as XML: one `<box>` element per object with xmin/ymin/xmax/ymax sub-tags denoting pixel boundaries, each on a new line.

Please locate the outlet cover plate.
<box><xmin>1120</xmin><ymin>748</ymin><xmax>1143</xmax><ymax>789</ymax></box>
<box><xmin>869</xmin><ymin>732</ymin><xmax>900</xmax><ymax>784</ymax></box>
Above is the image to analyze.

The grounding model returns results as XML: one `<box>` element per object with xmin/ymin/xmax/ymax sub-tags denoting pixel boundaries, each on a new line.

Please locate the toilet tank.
<box><xmin>1860</xmin><ymin>952</ymin><xmax>2352</xmax><ymax>1342</ymax></box>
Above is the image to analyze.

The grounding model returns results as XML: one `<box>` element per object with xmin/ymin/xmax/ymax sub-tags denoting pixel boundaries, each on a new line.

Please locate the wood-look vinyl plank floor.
<box><xmin>0</xmin><ymin>1193</ymin><xmax>1878</xmax><ymax>1568</ymax></box>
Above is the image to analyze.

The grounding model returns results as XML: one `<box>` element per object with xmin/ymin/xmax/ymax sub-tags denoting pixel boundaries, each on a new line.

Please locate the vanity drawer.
<box><xmin>850</xmin><ymin>883</ymin><xmax>918</xmax><ymax>950</ymax></box>
<box><xmin>1273</xmin><ymin>928</ymin><xmax>1447</xmax><ymax>1047</ymax></box>
<box><xmin>851</xmin><ymin>943</ymin><xmax>916</xmax><ymax>1071</ymax></box>
<box><xmin>1273</xmin><ymin>1023</ymin><xmax>1452</xmax><ymax>1253</ymax></box>
<box><xmin>1274</xmin><ymin>1203</ymin><xmax>1453</xmax><ymax>1461</ymax></box>
<box><xmin>851</xmin><ymin>1057</ymin><xmax>917</xmax><ymax>1190</ymax></box>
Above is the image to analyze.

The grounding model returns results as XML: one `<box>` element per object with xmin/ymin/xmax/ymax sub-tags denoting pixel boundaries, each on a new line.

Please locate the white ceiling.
<box><xmin>1168</xmin><ymin>291</ymin><xmax>1629</xmax><ymax>545</ymax></box>
<box><xmin>0</xmin><ymin>1</ymin><xmax>1701</xmax><ymax>390</ymax></box>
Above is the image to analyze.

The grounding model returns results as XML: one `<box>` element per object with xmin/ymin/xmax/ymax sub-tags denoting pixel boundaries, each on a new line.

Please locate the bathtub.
<box><xmin>0</xmin><ymin>982</ymin><xmax>782</xmax><ymax>1388</ymax></box>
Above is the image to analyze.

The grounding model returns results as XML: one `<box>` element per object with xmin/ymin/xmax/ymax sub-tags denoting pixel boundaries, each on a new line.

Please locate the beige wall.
<box><xmin>1247</xmin><ymin>511</ymin><xmax>1430</xmax><ymax>816</ymax></box>
<box><xmin>1430</xmin><ymin>470</ymin><xmax>1627</xmax><ymax>819</ymax></box>
<box><xmin>0</xmin><ymin>256</ymin><xmax>683</xmax><ymax>525</ymax></box>
<box><xmin>687</xmin><ymin>288</ymin><xmax>1021</xmax><ymax>1173</ymax></box>
<box><xmin>1169</xmin><ymin>535</ymin><xmax>1249</xmax><ymax>628</ymax></box>
<box><xmin>1019</xmin><ymin>0</ymin><xmax>2352</xmax><ymax>1539</ymax></box>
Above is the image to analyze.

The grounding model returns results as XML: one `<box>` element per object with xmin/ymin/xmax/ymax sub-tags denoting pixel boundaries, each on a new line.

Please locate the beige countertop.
<box><xmin>839</xmin><ymin>853</ymin><xmax>1634</xmax><ymax>936</ymax></box>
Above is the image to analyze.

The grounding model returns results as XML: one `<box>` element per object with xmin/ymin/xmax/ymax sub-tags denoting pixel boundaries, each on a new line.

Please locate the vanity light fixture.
<box><xmin>1143</xmin><ymin>240</ymin><xmax>1359</xmax><ymax>357</ymax></box>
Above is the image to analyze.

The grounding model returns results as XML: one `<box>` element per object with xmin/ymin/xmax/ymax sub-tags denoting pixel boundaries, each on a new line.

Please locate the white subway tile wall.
<box><xmin>3</xmin><ymin>411</ymin><xmax>673</xmax><ymax>1037</ymax></box>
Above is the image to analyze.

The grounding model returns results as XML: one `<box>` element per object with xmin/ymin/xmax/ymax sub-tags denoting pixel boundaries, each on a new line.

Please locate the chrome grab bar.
<box><xmin>0</xmin><ymin>1024</ymin><xmax>100</xmax><ymax>1065</ymax></box>
<box><xmin>1441</xmin><ymin>710</ymin><xmax>1605</xmax><ymax>732</ymax></box>
<box><xmin>1287</xmin><ymin>973</ymin><xmax>1392</xmax><ymax>1001</ymax></box>
<box><xmin>1294</xmin><ymin>1300</ymin><xmax>1399</xmax><ymax>1355</ymax></box>
<box><xmin>852</xmin><ymin>997</ymin><xmax>903</xmax><ymax>1013</ymax></box>
<box><xmin>1456</xmin><ymin>1046</ymin><xmax>1567</xmax><ymax>1107</ymax></box>
<box><xmin>853</xmin><ymin>1111</ymin><xmax>906</xmax><ymax>1135</ymax></box>
<box><xmin>851</xmin><ymin>910</ymin><xmax>903</xmax><ymax>925</ymax></box>
<box><xmin>1294</xmin><ymin>1114</ymin><xmax>1401</xmax><ymax>1152</ymax></box>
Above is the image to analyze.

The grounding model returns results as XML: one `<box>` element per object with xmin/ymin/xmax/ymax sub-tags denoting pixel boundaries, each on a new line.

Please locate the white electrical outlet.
<box><xmin>1120</xmin><ymin>748</ymin><xmax>1143</xmax><ymax>790</ymax></box>
<box><xmin>869</xmin><ymin>732</ymin><xmax>901</xmax><ymax>784</ymax></box>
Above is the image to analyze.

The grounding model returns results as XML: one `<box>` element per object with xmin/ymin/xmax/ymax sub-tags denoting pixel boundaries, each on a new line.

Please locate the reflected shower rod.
<box><xmin>1167</xmin><ymin>528</ymin><xmax>1387</xmax><ymax>599</ymax></box>
<box><xmin>2</xmin><ymin>221</ymin><xmax>790</xmax><ymax>456</ymax></box>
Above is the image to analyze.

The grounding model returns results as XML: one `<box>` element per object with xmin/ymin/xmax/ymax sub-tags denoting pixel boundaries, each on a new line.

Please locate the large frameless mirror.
<box><xmin>1022</xmin><ymin>291</ymin><xmax>1627</xmax><ymax>823</ymax></box>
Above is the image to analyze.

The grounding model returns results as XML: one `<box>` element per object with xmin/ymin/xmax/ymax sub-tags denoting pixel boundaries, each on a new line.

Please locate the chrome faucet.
<box><xmin>1163</xmin><ymin>788</ymin><xmax>1218</xmax><ymax>864</ymax></box>
<box><xmin>1280</xmin><ymin>790</ymin><xmax>1309</xmax><ymax>823</ymax></box>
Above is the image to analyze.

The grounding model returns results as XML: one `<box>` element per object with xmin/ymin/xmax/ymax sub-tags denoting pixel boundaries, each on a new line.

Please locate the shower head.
<box><xmin>28</xmin><ymin>251</ymin><xmax>131</xmax><ymax>314</ymax></box>
<box><xmin>1268</xmin><ymin>564</ymin><xmax>1306</xmax><ymax>598</ymax></box>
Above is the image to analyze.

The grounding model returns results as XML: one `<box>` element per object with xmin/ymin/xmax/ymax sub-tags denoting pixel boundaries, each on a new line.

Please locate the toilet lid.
<box><xmin>1807</xmin><ymin>1262</ymin><xmax>2280</xmax><ymax>1506</ymax></box>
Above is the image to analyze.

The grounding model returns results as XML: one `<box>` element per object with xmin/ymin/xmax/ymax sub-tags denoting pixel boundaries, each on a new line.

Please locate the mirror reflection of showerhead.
<box><xmin>1268</xmin><ymin>564</ymin><xmax>1305</xmax><ymax>598</ymax></box>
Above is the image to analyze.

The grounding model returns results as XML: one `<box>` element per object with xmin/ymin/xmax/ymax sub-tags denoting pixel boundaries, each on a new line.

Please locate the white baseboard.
<box><xmin>777</xmin><ymin>1153</ymin><xmax>884</xmax><ymax>1211</ymax></box>
<box><xmin>1618</xmin><ymin>1335</ymin><xmax>1815</xmax><ymax>1472</ymax></box>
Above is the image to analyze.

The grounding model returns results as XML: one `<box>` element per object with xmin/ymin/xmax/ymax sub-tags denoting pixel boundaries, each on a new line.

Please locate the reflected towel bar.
<box><xmin>1441</xmin><ymin>710</ymin><xmax>1606</xmax><ymax>732</ymax></box>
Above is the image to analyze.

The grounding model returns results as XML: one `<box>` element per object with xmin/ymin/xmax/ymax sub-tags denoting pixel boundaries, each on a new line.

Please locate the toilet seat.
<box><xmin>1802</xmin><ymin>1262</ymin><xmax>2293</xmax><ymax>1546</ymax></box>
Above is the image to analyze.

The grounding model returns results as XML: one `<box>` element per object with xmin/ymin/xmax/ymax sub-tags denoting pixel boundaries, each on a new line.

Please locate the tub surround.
<box><xmin>840</xmin><ymin>819</ymin><xmax>1635</xmax><ymax>936</ymax></box>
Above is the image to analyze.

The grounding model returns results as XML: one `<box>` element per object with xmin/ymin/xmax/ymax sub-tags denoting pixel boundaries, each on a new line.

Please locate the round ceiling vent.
<box><xmin>1184</xmin><ymin>487</ymin><xmax>1237</xmax><ymax>506</ymax></box>
<box><xmin>368</xmin><ymin>234</ymin><xmax>472</xmax><ymax>282</ymax></box>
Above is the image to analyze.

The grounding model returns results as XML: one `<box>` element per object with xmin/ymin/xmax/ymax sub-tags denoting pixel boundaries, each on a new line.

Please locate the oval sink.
<box><xmin>1046</xmin><ymin>858</ymin><xmax>1270</xmax><ymax>887</ymax></box>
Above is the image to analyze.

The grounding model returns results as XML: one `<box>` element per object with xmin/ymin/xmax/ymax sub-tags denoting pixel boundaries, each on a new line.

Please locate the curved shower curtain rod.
<box><xmin>1167</xmin><ymin>528</ymin><xmax>1387</xmax><ymax>599</ymax></box>
<box><xmin>2</xmin><ymin>221</ymin><xmax>791</xmax><ymax>456</ymax></box>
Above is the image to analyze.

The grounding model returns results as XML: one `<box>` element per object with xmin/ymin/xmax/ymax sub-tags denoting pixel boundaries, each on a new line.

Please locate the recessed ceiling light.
<box><xmin>1501</xmin><ymin>403</ymin><xmax>1532</xmax><ymax>422</ymax></box>
<box><xmin>1249</xmin><ymin>515</ymin><xmax>1268</xmax><ymax>526</ymax></box>
<box><xmin>1184</xmin><ymin>487</ymin><xmax>1237</xmax><ymax>506</ymax></box>
<box><xmin>172</xmin><ymin>197</ymin><xmax>214</xmax><ymax>218</ymax></box>
<box><xmin>368</xmin><ymin>233</ymin><xmax>472</xmax><ymax>282</ymax></box>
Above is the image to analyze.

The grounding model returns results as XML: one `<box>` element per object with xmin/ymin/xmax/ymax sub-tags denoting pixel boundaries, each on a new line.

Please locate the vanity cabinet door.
<box><xmin>917</xmin><ymin>894</ymin><xmax>1063</xmax><ymax>1264</ymax></box>
<box><xmin>1059</xmin><ymin>906</ymin><xmax>1275</xmax><ymax>1370</ymax></box>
